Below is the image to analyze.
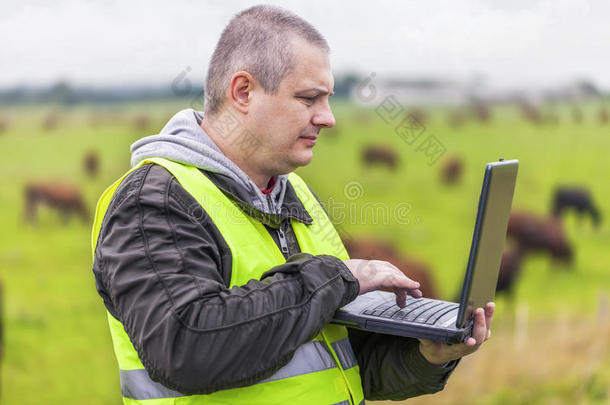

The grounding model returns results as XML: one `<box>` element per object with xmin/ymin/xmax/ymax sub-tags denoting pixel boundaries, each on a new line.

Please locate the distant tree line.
<box><xmin>0</xmin><ymin>73</ymin><xmax>362</xmax><ymax>106</ymax></box>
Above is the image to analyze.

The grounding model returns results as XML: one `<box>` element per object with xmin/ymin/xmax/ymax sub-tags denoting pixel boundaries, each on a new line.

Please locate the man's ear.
<box><xmin>228</xmin><ymin>71</ymin><xmax>255</xmax><ymax>114</ymax></box>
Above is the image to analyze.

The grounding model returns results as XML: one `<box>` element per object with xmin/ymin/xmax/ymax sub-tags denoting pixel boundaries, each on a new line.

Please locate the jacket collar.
<box><xmin>201</xmin><ymin>170</ymin><xmax>313</xmax><ymax>228</ymax></box>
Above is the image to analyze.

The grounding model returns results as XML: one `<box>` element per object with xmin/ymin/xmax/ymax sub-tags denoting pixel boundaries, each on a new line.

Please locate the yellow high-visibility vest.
<box><xmin>91</xmin><ymin>157</ymin><xmax>365</xmax><ymax>405</ymax></box>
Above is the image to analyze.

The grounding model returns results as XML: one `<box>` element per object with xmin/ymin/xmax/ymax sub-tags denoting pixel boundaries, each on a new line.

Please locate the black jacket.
<box><xmin>92</xmin><ymin>163</ymin><xmax>457</xmax><ymax>399</ymax></box>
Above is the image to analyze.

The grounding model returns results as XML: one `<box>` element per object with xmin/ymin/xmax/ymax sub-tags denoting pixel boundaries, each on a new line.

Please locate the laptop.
<box><xmin>332</xmin><ymin>159</ymin><xmax>518</xmax><ymax>343</ymax></box>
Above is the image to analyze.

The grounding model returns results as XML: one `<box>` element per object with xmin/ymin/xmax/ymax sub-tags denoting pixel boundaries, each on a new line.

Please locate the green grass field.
<box><xmin>0</xmin><ymin>100</ymin><xmax>608</xmax><ymax>404</ymax></box>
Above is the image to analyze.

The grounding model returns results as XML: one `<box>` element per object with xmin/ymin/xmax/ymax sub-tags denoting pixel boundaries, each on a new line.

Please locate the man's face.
<box><xmin>246</xmin><ymin>37</ymin><xmax>335</xmax><ymax>176</ymax></box>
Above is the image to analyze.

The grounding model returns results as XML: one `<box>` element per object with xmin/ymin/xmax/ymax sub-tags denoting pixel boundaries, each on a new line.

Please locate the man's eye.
<box><xmin>299</xmin><ymin>96</ymin><xmax>316</xmax><ymax>103</ymax></box>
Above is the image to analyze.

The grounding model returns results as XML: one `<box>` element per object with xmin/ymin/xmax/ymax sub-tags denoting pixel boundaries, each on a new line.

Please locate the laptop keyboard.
<box><xmin>361</xmin><ymin>297</ymin><xmax>459</xmax><ymax>325</ymax></box>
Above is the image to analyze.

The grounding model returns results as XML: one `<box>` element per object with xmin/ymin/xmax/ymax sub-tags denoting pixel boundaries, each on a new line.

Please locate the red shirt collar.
<box><xmin>260</xmin><ymin>176</ymin><xmax>276</xmax><ymax>195</ymax></box>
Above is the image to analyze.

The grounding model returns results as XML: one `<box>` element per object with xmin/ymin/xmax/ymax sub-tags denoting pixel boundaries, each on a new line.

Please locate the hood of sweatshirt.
<box><xmin>130</xmin><ymin>109</ymin><xmax>288</xmax><ymax>215</ymax></box>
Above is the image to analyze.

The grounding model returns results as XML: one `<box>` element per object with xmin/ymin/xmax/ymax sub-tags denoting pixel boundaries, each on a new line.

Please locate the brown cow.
<box><xmin>133</xmin><ymin>114</ymin><xmax>151</xmax><ymax>131</ymax></box>
<box><xmin>83</xmin><ymin>150</ymin><xmax>100</xmax><ymax>178</ymax></box>
<box><xmin>448</xmin><ymin>108</ymin><xmax>467</xmax><ymax>129</ymax></box>
<box><xmin>440</xmin><ymin>156</ymin><xmax>463</xmax><ymax>185</ymax></box>
<box><xmin>471</xmin><ymin>102</ymin><xmax>491</xmax><ymax>123</ymax></box>
<box><xmin>361</xmin><ymin>145</ymin><xmax>399</xmax><ymax>171</ymax></box>
<box><xmin>519</xmin><ymin>102</ymin><xmax>543</xmax><ymax>125</ymax></box>
<box><xmin>496</xmin><ymin>246</ymin><xmax>525</xmax><ymax>297</ymax></box>
<box><xmin>342</xmin><ymin>237</ymin><xmax>439</xmax><ymax>299</ymax></box>
<box><xmin>0</xmin><ymin>117</ymin><xmax>9</xmax><ymax>134</ymax></box>
<box><xmin>24</xmin><ymin>181</ymin><xmax>89</xmax><ymax>225</ymax></box>
<box><xmin>507</xmin><ymin>211</ymin><xmax>573</xmax><ymax>264</ymax></box>
<box><xmin>42</xmin><ymin>112</ymin><xmax>60</xmax><ymax>131</ymax></box>
<box><xmin>407</xmin><ymin>109</ymin><xmax>428</xmax><ymax>127</ymax></box>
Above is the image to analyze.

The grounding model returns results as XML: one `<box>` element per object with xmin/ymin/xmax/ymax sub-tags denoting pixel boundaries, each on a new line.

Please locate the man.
<box><xmin>91</xmin><ymin>5</ymin><xmax>494</xmax><ymax>404</ymax></box>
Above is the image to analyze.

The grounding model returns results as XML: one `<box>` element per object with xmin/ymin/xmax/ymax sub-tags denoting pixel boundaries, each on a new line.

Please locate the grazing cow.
<box><xmin>552</xmin><ymin>186</ymin><xmax>602</xmax><ymax>228</ymax></box>
<box><xmin>24</xmin><ymin>181</ymin><xmax>89</xmax><ymax>225</ymax></box>
<box><xmin>0</xmin><ymin>117</ymin><xmax>9</xmax><ymax>134</ymax></box>
<box><xmin>520</xmin><ymin>102</ymin><xmax>543</xmax><ymax>125</ymax></box>
<box><xmin>407</xmin><ymin>109</ymin><xmax>428</xmax><ymax>126</ymax></box>
<box><xmin>496</xmin><ymin>246</ymin><xmax>525</xmax><ymax>297</ymax></box>
<box><xmin>507</xmin><ymin>211</ymin><xmax>573</xmax><ymax>264</ymax></box>
<box><xmin>342</xmin><ymin>237</ymin><xmax>439</xmax><ymax>299</ymax></box>
<box><xmin>42</xmin><ymin>112</ymin><xmax>59</xmax><ymax>131</ymax></box>
<box><xmin>440</xmin><ymin>156</ymin><xmax>463</xmax><ymax>185</ymax></box>
<box><xmin>133</xmin><ymin>114</ymin><xmax>151</xmax><ymax>131</ymax></box>
<box><xmin>83</xmin><ymin>150</ymin><xmax>100</xmax><ymax>178</ymax></box>
<box><xmin>361</xmin><ymin>145</ymin><xmax>399</xmax><ymax>171</ymax></box>
<box><xmin>471</xmin><ymin>102</ymin><xmax>491</xmax><ymax>123</ymax></box>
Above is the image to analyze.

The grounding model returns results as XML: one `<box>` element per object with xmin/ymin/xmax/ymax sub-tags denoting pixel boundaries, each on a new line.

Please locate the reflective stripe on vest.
<box><xmin>331</xmin><ymin>338</ymin><xmax>359</xmax><ymax>371</ymax></box>
<box><xmin>92</xmin><ymin>158</ymin><xmax>365</xmax><ymax>405</ymax></box>
<box><xmin>120</xmin><ymin>341</ymin><xmax>337</xmax><ymax>400</ymax></box>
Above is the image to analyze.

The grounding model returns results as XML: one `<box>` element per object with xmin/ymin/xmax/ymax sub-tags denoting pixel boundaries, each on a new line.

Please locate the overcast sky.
<box><xmin>2</xmin><ymin>0</ymin><xmax>609</xmax><ymax>91</ymax></box>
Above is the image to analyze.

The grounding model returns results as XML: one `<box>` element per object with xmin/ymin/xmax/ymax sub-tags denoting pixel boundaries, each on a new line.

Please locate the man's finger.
<box><xmin>393</xmin><ymin>287</ymin><xmax>407</xmax><ymax>308</ymax></box>
<box><xmin>484</xmin><ymin>302</ymin><xmax>495</xmax><ymax>333</ymax></box>
<box><xmin>469</xmin><ymin>308</ymin><xmax>487</xmax><ymax>345</ymax></box>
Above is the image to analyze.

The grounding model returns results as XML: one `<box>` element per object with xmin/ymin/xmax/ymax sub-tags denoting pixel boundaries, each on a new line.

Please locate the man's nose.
<box><xmin>312</xmin><ymin>100</ymin><xmax>336</xmax><ymax>128</ymax></box>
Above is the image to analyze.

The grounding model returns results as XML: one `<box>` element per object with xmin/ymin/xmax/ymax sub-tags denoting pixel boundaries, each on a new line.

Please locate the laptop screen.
<box><xmin>457</xmin><ymin>160</ymin><xmax>518</xmax><ymax>327</ymax></box>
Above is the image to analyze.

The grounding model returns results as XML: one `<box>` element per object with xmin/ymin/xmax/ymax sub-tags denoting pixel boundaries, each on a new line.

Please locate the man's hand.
<box><xmin>418</xmin><ymin>302</ymin><xmax>495</xmax><ymax>365</ymax></box>
<box><xmin>343</xmin><ymin>259</ymin><xmax>422</xmax><ymax>307</ymax></box>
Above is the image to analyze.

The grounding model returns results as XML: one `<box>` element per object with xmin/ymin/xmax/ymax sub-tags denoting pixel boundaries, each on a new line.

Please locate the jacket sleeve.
<box><xmin>92</xmin><ymin>164</ymin><xmax>360</xmax><ymax>395</ymax></box>
<box><xmin>348</xmin><ymin>328</ymin><xmax>459</xmax><ymax>400</ymax></box>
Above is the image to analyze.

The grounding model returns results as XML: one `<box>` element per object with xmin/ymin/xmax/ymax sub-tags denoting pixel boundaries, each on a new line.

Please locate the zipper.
<box><xmin>269</xmin><ymin>193</ymin><xmax>290</xmax><ymax>257</ymax></box>
<box><xmin>276</xmin><ymin>223</ymin><xmax>290</xmax><ymax>256</ymax></box>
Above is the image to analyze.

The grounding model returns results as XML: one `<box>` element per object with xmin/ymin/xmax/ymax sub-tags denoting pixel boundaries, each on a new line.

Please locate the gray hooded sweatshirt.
<box><xmin>130</xmin><ymin>108</ymin><xmax>288</xmax><ymax>215</ymax></box>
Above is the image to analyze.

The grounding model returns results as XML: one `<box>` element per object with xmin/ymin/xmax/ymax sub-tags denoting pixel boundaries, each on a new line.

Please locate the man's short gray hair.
<box><xmin>204</xmin><ymin>5</ymin><xmax>330</xmax><ymax>115</ymax></box>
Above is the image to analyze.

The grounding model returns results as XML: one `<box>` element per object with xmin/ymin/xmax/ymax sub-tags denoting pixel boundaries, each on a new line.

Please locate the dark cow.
<box><xmin>24</xmin><ymin>181</ymin><xmax>90</xmax><ymax>225</ymax></box>
<box><xmin>361</xmin><ymin>145</ymin><xmax>399</xmax><ymax>171</ymax></box>
<box><xmin>507</xmin><ymin>211</ymin><xmax>573</xmax><ymax>264</ymax></box>
<box><xmin>407</xmin><ymin>109</ymin><xmax>428</xmax><ymax>127</ymax></box>
<box><xmin>83</xmin><ymin>150</ymin><xmax>100</xmax><ymax>178</ymax></box>
<box><xmin>342</xmin><ymin>237</ymin><xmax>438</xmax><ymax>299</ymax></box>
<box><xmin>440</xmin><ymin>156</ymin><xmax>463</xmax><ymax>185</ymax></box>
<box><xmin>552</xmin><ymin>186</ymin><xmax>601</xmax><ymax>228</ymax></box>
